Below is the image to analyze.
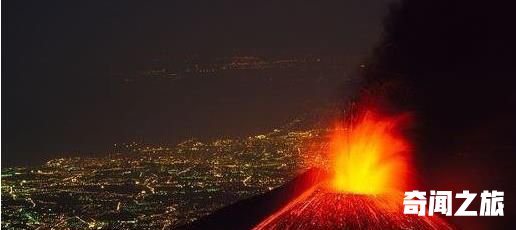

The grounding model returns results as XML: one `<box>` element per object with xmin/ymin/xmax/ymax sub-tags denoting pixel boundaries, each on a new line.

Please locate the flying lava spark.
<box><xmin>253</xmin><ymin>109</ymin><xmax>455</xmax><ymax>229</ymax></box>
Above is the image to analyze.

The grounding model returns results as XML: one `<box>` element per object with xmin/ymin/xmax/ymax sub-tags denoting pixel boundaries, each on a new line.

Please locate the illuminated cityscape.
<box><xmin>5</xmin><ymin>0</ymin><xmax>515</xmax><ymax>229</ymax></box>
<box><xmin>2</xmin><ymin>128</ymin><xmax>330</xmax><ymax>229</ymax></box>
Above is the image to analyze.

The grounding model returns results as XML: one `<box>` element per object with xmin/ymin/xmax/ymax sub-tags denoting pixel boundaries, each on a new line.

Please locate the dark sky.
<box><xmin>3</xmin><ymin>0</ymin><xmax>395</xmax><ymax>166</ymax></box>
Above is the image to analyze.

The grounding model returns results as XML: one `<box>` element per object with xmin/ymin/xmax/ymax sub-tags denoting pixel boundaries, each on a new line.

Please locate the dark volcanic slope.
<box><xmin>180</xmin><ymin>169</ymin><xmax>454</xmax><ymax>230</ymax></box>
<box><xmin>178</xmin><ymin>168</ymin><xmax>327</xmax><ymax>230</ymax></box>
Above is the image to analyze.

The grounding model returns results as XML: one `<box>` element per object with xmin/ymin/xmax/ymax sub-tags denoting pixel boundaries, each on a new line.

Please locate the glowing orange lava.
<box><xmin>329</xmin><ymin>110</ymin><xmax>411</xmax><ymax>194</ymax></box>
<box><xmin>252</xmin><ymin>110</ymin><xmax>454</xmax><ymax>230</ymax></box>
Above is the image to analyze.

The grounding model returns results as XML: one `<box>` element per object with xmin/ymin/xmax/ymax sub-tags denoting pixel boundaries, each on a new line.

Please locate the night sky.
<box><xmin>3</xmin><ymin>1</ymin><xmax>395</xmax><ymax>165</ymax></box>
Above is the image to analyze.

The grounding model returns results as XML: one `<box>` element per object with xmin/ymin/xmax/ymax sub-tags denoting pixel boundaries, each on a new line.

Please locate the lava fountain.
<box><xmin>330</xmin><ymin>110</ymin><xmax>411</xmax><ymax>194</ymax></box>
<box><xmin>253</xmin><ymin>109</ymin><xmax>454</xmax><ymax>230</ymax></box>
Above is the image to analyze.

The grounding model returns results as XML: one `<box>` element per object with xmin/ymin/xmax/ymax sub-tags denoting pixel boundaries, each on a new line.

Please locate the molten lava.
<box><xmin>253</xmin><ymin>109</ymin><xmax>454</xmax><ymax>229</ymax></box>
<box><xmin>253</xmin><ymin>188</ymin><xmax>453</xmax><ymax>230</ymax></box>
<box><xmin>330</xmin><ymin>111</ymin><xmax>411</xmax><ymax>194</ymax></box>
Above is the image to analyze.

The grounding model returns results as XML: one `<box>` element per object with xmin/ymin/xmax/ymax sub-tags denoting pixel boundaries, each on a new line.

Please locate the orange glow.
<box><xmin>253</xmin><ymin>189</ymin><xmax>453</xmax><ymax>230</ymax></box>
<box><xmin>329</xmin><ymin>110</ymin><xmax>411</xmax><ymax>194</ymax></box>
<box><xmin>252</xmin><ymin>109</ymin><xmax>454</xmax><ymax>230</ymax></box>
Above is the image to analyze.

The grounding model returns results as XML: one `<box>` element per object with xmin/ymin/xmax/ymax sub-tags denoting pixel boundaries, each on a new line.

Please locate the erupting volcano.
<box><xmin>253</xmin><ymin>109</ymin><xmax>454</xmax><ymax>230</ymax></box>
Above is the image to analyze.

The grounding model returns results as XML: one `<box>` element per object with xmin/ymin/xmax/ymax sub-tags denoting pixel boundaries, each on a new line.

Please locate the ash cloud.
<box><xmin>360</xmin><ymin>0</ymin><xmax>516</xmax><ymax>228</ymax></box>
